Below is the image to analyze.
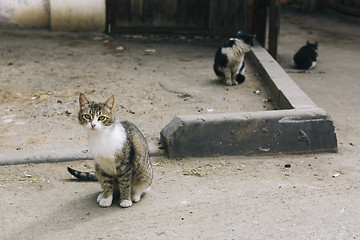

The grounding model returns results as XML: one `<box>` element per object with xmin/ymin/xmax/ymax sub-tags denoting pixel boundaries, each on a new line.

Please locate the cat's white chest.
<box><xmin>87</xmin><ymin>124</ymin><xmax>126</xmax><ymax>175</ymax></box>
<box><xmin>221</xmin><ymin>42</ymin><xmax>246</xmax><ymax>69</ymax></box>
<box><xmin>95</xmin><ymin>156</ymin><xmax>117</xmax><ymax>175</ymax></box>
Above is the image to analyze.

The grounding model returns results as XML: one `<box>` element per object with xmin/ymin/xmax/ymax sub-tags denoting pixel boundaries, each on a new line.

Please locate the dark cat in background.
<box><xmin>213</xmin><ymin>31</ymin><xmax>255</xmax><ymax>86</ymax></box>
<box><xmin>293</xmin><ymin>41</ymin><xmax>318</xmax><ymax>70</ymax></box>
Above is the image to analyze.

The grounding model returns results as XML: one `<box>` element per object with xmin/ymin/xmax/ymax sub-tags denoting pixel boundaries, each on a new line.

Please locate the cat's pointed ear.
<box><xmin>105</xmin><ymin>96</ymin><xmax>115</xmax><ymax>110</ymax></box>
<box><xmin>79</xmin><ymin>93</ymin><xmax>90</xmax><ymax>108</ymax></box>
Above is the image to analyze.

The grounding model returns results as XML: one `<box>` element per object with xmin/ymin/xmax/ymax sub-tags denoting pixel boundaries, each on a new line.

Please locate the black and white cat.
<box><xmin>293</xmin><ymin>41</ymin><xmax>318</xmax><ymax>70</ymax></box>
<box><xmin>213</xmin><ymin>31</ymin><xmax>255</xmax><ymax>86</ymax></box>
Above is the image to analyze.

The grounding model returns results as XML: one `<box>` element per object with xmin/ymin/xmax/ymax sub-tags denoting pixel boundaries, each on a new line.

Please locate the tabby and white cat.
<box><xmin>68</xmin><ymin>93</ymin><xmax>153</xmax><ymax>208</ymax></box>
<box><xmin>213</xmin><ymin>31</ymin><xmax>255</xmax><ymax>86</ymax></box>
<box><xmin>293</xmin><ymin>41</ymin><xmax>318</xmax><ymax>70</ymax></box>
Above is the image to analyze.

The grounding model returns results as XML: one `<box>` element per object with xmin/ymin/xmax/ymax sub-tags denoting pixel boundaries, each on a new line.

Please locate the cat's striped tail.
<box><xmin>67</xmin><ymin>167</ymin><xmax>98</xmax><ymax>181</ymax></box>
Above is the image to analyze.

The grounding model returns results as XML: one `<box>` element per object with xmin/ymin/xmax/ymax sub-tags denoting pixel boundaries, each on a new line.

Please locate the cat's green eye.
<box><xmin>83</xmin><ymin>114</ymin><xmax>91</xmax><ymax>120</ymax></box>
<box><xmin>98</xmin><ymin>116</ymin><xmax>106</xmax><ymax>121</ymax></box>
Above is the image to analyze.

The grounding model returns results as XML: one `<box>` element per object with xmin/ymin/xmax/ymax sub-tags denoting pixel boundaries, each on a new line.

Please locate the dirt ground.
<box><xmin>1</xmin><ymin>9</ymin><xmax>360</xmax><ymax>239</ymax></box>
<box><xmin>0</xmin><ymin>30</ymin><xmax>274</xmax><ymax>155</ymax></box>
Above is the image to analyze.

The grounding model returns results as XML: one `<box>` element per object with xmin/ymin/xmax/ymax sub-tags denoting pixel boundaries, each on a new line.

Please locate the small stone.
<box><xmin>144</xmin><ymin>49</ymin><xmax>156</xmax><ymax>55</ymax></box>
<box><xmin>39</xmin><ymin>94</ymin><xmax>51</xmax><ymax>101</ymax></box>
<box><xmin>332</xmin><ymin>173</ymin><xmax>341</xmax><ymax>178</ymax></box>
<box><xmin>284</xmin><ymin>163</ymin><xmax>291</xmax><ymax>168</ymax></box>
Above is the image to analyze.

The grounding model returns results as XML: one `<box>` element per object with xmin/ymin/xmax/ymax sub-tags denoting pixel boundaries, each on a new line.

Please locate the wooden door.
<box><xmin>107</xmin><ymin>0</ymin><xmax>210</xmax><ymax>33</ymax></box>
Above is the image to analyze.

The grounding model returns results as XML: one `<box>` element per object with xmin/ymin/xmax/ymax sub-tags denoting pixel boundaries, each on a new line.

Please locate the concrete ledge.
<box><xmin>0</xmin><ymin>148</ymin><xmax>91</xmax><ymax>166</ymax></box>
<box><xmin>161</xmin><ymin>108</ymin><xmax>337</xmax><ymax>158</ymax></box>
<box><xmin>248</xmin><ymin>42</ymin><xmax>317</xmax><ymax>109</ymax></box>
<box><xmin>0</xmin><ymin>141</ymin><xmax>163</xmax><ymax>166</ymax></box>
<box><xmin>160</xmin><ymin>41</ymin><xmax>338</xmax><ymax>159</ymax></box>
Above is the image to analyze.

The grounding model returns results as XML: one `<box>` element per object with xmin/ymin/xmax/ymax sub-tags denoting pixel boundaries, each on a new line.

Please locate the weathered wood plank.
<box><xmin>269</xmin><ymin>0</ymin><xmax>280</xmax><ymax>59</ymax></box>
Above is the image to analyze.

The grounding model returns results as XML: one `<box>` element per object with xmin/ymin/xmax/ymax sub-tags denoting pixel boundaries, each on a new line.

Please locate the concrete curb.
<box><xmin>160</xmin><ymin>41</ymin><xmax>338</xmax><ymax>159</ymax></box>
<box><xmin>0</xmin><ymin>141</ymin><xmax>164</xmax><ymax>166</ymax></box>
<box><xmin>0</xmin><ymin>148</ymin><xmax>92</xmax><ymax>166</ymax></box>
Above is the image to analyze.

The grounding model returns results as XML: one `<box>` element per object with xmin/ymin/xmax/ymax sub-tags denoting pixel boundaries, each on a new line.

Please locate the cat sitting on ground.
<box><xmin>68</xmin><ymin>93</ymin><xmax>153</xmax><ymax>208</ymax></box>
<box><xmin>293</xmin><ymin>41</ymin><xmax>318</xmax><ymax>70</ymax></box>
<box><xmin>213</xmin><ymin>31</ymin><xmax>255</xmax><ymax>86</ymax></box>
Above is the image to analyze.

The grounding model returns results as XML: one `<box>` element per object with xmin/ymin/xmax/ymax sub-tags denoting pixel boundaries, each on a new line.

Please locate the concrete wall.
<box><xmin>0</xmin><ymin>0</ymin><xmax>105</xmax><ymax>32</ymax></box>
<box><xmin>50</xmin><ymin>0</ymin><xmax>105</xmax><ymax>32</ymax></box>
<box><xmin>0</xmin><ymin>0</ymin><xmax>50</xmax><ymax>28</ymax></box>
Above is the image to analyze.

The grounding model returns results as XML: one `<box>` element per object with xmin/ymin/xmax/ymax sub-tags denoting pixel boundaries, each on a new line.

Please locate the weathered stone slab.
<box><xmin>161</xmin><ymin>108</ymin><xmax>337</xmax><ymax>158</ymax></box>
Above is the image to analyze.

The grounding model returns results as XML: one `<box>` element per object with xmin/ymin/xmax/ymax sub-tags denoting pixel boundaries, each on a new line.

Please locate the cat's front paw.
<box><xmin>232</xmin><ymin>81</ymin><xmax>239</xmax><ymax>86</ymax></box>
<box><xmin>132</xmin><ymin>194</ymin><xmax>141</xmax><ymax>203</ymax></box>
<box><xmin>97</xmin><ymin>192</ymin><xmax>113</xmax><ymax>207</ymax></box>
<box><xmin>120</xmin><ymin>199</ymin><xmax>132</xmax><ymax>208</ymax></box>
